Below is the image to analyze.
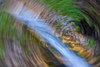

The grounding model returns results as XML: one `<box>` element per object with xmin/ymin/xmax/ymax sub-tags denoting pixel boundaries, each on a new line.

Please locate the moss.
<box><xmin>39</xmin><ymin>0</ymin><xmax>91</xmax><ymax>27</ymax></box>
<box><xmin>0</xmin><ymin>10</ymin><xmax>17</xmax><ymax>58</ymax></box>
<box><xmin>0</xmin><ymin>40</ymin><xmax>4</xmax><ymax>59</ymax></box>
<box><xmin>88</xmin><ymin>37</ymin><xmax>95</xmax><ymax>48</ymax></box>
<box><xmin>0</xmin><ymin>11</ymin><xmax>8</xmax><ymax>58</ymax></box>
<box><xmin>75</xmin><ymin>26</ymin><xmax>80</xmax><ymax>33</ymax></box>
<box><xmin>0</xmin><ymin>10</ymin><xmax>17</xmax><ymax>37</ymax></box>
<box><xmin>56</xmin><ymin>23</ymin><xmax>62</xmax><ymax>29</ymax></box>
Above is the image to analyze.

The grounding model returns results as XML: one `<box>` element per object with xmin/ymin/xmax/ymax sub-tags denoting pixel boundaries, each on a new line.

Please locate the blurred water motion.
<box><xmin>0</xmin><ymin>0</ymin><xmax>97</xmax><ymax>67</ymax></box>
<box><xmin>6</xmin><ymin>1</ymin><xmax>91</xmax><ymax>67</ymax></box>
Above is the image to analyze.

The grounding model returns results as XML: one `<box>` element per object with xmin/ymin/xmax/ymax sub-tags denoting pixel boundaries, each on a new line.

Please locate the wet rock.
<box><xmin>67</xmin><ymin>18</ymin><xmax>74</xmax><ymax>22</ymax></box>
<box><xmin>70</xmin><ymin>22</ymin><xmax>76</xmax><ymax>26</ymax></box>
<box><xmin>61</xmin><ymin>22</ymin><xmax>67</xmax><ymax>26</ymax></box>
<box><xmin>50</xmin><ymin>13</ymin><xmax>87</xmax><ymax>46</ymax></box>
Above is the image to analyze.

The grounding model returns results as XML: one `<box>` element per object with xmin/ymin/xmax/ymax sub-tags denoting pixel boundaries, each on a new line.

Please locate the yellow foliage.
<box><xmin>62</xmin><ymin>36</ymin><xmax>73</xmax><ymax>41</ymax></box>
<box><xmin>61</xmin><ymin>36</ymin><xmax>93</xmax><ymax>59</ymax></box>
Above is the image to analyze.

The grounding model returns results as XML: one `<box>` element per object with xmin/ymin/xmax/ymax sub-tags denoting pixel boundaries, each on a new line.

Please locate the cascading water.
<box><xmin>7</xmin><ymin>3</ymin><xmax>92</xmax><ymax>67</ymax></box>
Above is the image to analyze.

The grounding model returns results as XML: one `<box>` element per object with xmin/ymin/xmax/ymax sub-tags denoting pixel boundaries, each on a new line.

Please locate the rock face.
<box><xmin>48</xmin><ymin>11</ymin><xmax>88</xmax><ymax>46</ymax></box>
<box><xmin>14</xmin><ymin>0</ymin><xmax>93</xmax><ymax>53</ymax></box>
<box><xmin>0</xmin><ymin>0</ymin><xmax>70</xmax><ymax>67</ymax></box>
<box><xmin>2</xmin><ymin>0</ymin><xmax>100</xmax><ymax>66</ymax></box>
<box><xmin>77</xmin><ymin>0</ymin><xmax>100</xmax><ymax>56</ymax></box>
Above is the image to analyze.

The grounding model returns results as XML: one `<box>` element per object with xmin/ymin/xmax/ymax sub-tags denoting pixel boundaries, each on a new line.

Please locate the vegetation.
<box><xmin>56</xmin><ymin>23</ymin><xmax>62</xmax><ymax>29</ymax></box>
<box><xmin>75</xmin><ymin>26</ymin><xmax>80</xmax><ymax>33</ymax></box>
<box><xmin>0</xmin><ymin>40</ymin><xmax>4</xmax><ymax>58</ymax></box>
<box><xmin>0</xmin><ymin>10</ymin><xmax>32</xmax><ymax>58</ymax></box>
<box><xmin>88</xmin><ymin>37</ymin><xmax>95</xmax><ymax>48</ymax></box>
<box><xmin>0</xmin><ymin>10</ymin><xmax>17</xmax><ymax>58</ymax></box>
<box><xmin>0</xmin><ymin>9</ymin><xmax>45</xmax><ymax>58</ymax></box>
<box><xmin>0</xmin><ymin>11</ymin><xmax>17</xmax><ymax>38</ymax></box>
<box><xmin>39</xmin><ymin>0</ymin><xmax>91</xmax><ymax>26</ymax></box>
<box><xmin>0</xmin><ymin>10</ymin><xmax>33</xmax><ymax>58</ymax></box>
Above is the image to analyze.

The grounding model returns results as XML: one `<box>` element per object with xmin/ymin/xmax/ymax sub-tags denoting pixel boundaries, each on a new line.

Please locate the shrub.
<box><xmin>75</xmin><ymin>26</ymin><xmax>80</xmax><ymax>33</ymax></box>
<box><xmin>88</xmin><ymin>37</ymin><xmax>95</xmax><ymax>48</ymax></box>
<box><xmin>39</xmin><ymin>0</ymin><xmax>91</xmax><ymax>26</ymax></box>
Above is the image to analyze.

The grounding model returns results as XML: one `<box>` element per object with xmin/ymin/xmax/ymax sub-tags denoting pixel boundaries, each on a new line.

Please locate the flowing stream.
<box><xmin>7</xmin><ymin>3</ymin><xmax>92</xmax><ymax>67</ymax></box>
